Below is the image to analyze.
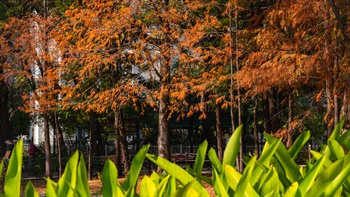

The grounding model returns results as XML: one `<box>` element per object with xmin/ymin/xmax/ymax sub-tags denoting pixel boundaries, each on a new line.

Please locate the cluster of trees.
<box><xmin>0</xmin><ymin>0</ymin><xmax>349</xmax><ymax>177</ymax></box>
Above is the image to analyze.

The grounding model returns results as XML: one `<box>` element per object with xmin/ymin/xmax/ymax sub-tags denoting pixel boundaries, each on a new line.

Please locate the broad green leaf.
<box><xmin>305</xmin><ymin>159</ymin><xmax>343</xmax><ymax>196</ymax></box>
<box><xmin>342</xmin><ymin>138</ymin><xmax>350</xmax><ymax>150</ymax></box>
<box><xmin>4</xmin><ymin>139</ymin><xmax>23</xmax><ymax>197</ymax></box>
<box><xmin>101</xmin><ymin>159</ymin><xmax>123</xmax><ymax>197</ymax></box>
<box><xmin>122</xmin><ymin>144</ymin><xmax>150</xmax><ymax>191</ymax></box>
<box><xmin>76</xmin><ymin>154</ymin><xmax>90</xmax><ymax>197</ymax></box>
<box><xmin>250</xmin><ymin>139</ymin><xmax>281</xmax><ymax>188</ymax></box>
<box><xmin>150</xmin><ymin>171</ymin><xmax>161</xmax><ymax>187</ymax></box>
<box><xmin>310</xmin><ymin>150</ymin><xmax>332</xmax><ymax>167</ymax></box>
<box><xmin>258</xmin><ymin>137</ymin><xmax>281</xmax><ymax>166</ymax></box>
<box><xmin>284</xmin><ymin>182</ymin><xmax>298</xmax><ymax>196</ymax></box>
<box><xmin>338</xmin><ymin>129</ymin><xmax>350</xmax><ymax>145</ymax></box>
<box><xmin>330</xmin><ymin>117</ymin><xmax>345</xmax><ymax>140</ymax></box>
<box><xmin>24</xmin><ymin>181</ymin><xmax>39</xmax><ymax>197</ymax></box>
<box><xmin>146</xmin><ymin>154</ymin><xmax>209</xmax><ymax>197</ymax></box>
<box><xmin>328</xmin><ymin>138</ymin><xmax>345</xmax><ymax>159</ymax></box>
<box><xmin>265</xmin><ymin>134</ymin><xmax>300</xmax><ymax>183</ymax></box>
<box><xmin>223</xmin><ymin>125</ymin><xmax>243</xmax><ymax>168</ymax></box>
<box><xmin>193</xmin><ymin>140</ymin><xmax>207</xmax><ymax>178</ymax></box>
<box><xmin>140</xmin><ymin>176</ymin><xmax>157</xmax><ymax>197</ymax></box>
<box><xmin>298</xmin><ymin>156</ymin><xmax>326</xmax><ymax>195</ymax></box>
<box><xmin>213</xmin><ymin>169</ymin><xmax>229</xmax><ymax>197</ymax></box>
<box><xmin>224</xmin><ymin>165</ymin><xmax>241</xmax><ymax>191</ymax></box>
<box><xmin>46</xmin><ymin>178</ymin><xmax>58</xmax><ymax>197</ymax></box>
<box><xmin>156</xmin><ymin>175</ymin><xmax>171</xmax><ymax>196</ymax></box>
<box><xmin>57</xmin><ymin>150</ymin><xmax>79</xmax><ymax>197</ymax></box>
<box><xmin>235</xmin><ymin>156</ymin><xmax>257</xmax><ymax>196</ymax></box>
<box><xmin>288</xmin><ymin>131</ymin><xmax>310</xmax><ymax>159</ymax></box>
<box><xmin>323</xmin><ymin>165</ymin><xmax>350</xmax><ymax>196</ymax></box>
<box><xmin>208</xmin><ymin>147</ymin><xmax>222</xmax><ymax>174</ymax></box>
<box><xmin>171</xmin><ymin>182</ymin><xmax>194</xmax><ymax>197</ymax></box>
<box><xmin>259</xmin><ymin>168</ymin><xmax>279</xmax><ymax>196</ymax></box>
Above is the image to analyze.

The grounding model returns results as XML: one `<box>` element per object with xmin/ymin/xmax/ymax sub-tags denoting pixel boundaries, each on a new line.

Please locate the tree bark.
<box><xmin>157</xmin><ymin>83</ymin><xmax>170</xmax><ymax>172</ymax></box>
<box><xmin>215</xmin><ymin>103</ymin><xmax>223</xmax><ymax>161</ymax></box>
<box><xmin>263</xmin><ymin>93</ymin><xmax>272</xmax><ymax>134</ymax></box>
<box><xmin>253</xmin><ymin>96</ymin><xmax>259</xmax><ymax>157</ymax></box>
<box><xmin>0</xmin><ymin>82</ymin><xmax>11</xmax><ymax>156</ymax></box>
<box><xmin>326</xmin><ymin>78</ymin><xmax>333</xmax><ymax>137</ymax></box>
<box><xmin>286</xmin><ymin>90</ymin><xmax>293</xmax><ymax>148</ymax></box>
<box><xmin>53</xmin><ymin>111</ymin><xmax>62</xmax><ymax>178</ymax></box>
<box><xmin>44</xmin><ymin>114</ymin><xmax>52</xmax><ymax>178</ymax></box>
<box><xmin>114</xmin><ymin>110</ymin><xmax>130</xmax><ymax>176</ymax></box>
<box><xmin>88</xmin><ymin>111</ymin><xmax>98</xmax><ymax>180</ymax></box>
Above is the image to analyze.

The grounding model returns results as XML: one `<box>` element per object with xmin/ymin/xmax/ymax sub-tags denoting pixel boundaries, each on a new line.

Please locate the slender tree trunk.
<box><xmin>157</xmin><ymin>83</ymin><xmax>170</xmax><ymax>172</ymax></box>
<box><xmin>334</xmin><ymin>57</ymin><xmax>339</xmax><ymax>126</ymax></box>
<box><xmin>216</xmin><ymin>103</ymin><xmax>223</xmax><ymax>161</ymax></box>
<box><xmin>263</xmin><ymin>94</ymin><xmax>272</xmax><ymax>133</ymax></box>
<box><xmin>114</xmin><ymin>110</ymin><xmax>130</xmax><ymax>176</ymax></box>
<box><xmin>253</xmin><ymin>96</ymin><xmax>259</xmax><ymax>157</ymax></box>
<box><xmin>88</xmin><ymin>111</ymin><xmax>98</xmax><ymax>180</ymax></box>
<box><xmin>326</xmin><ymin>78</ymin><xmax>333</xmax><ymax>137</ymax></box>
<box><xmin>286</xmin><ymin>90</ymin><xmax>293</xmax><ymax>148</ymax></box>
<box><xmin>54</xmin><ymin>111</ymin><xmax>62</xmax><ymax>178</ymax></box>
<box><xmin>44</xmin><ymin>114</ymin><xmax>52</xmax><ymax>178</ymax></box>
<box><xmin>115</xmin><ymin>135</ymin><xmax>121</xmax><ymax>175</ymax></box>
<box><xmin>0</xmin><ymin>82</ymin><xmax>11</xmax><ymax>156</ymax></box>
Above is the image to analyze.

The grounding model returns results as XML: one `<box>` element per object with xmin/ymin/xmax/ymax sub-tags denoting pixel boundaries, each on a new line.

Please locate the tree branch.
<box><xmin>327</xmin><ymin>0</ymin><xmax>349</xmax><ymax>42</ymax></box>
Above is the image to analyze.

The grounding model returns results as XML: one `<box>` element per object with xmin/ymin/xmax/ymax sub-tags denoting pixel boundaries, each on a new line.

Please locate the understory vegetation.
<box><xmin>2</xmin><ymin>120</ymin><xmax>350</xmax><ymax>197</ymax></box>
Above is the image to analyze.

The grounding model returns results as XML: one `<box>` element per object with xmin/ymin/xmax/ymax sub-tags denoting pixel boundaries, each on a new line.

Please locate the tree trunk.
<box><xmin>114</xmin><ymin>110</ymin><xmax>130</xmax><ymax>176</ymax></box>
<box><xmin>286</xmin><ymin>90</ymin><xmax>293</xmax><ymax>148</ymax></box>
<box><xmin>88</xmin><ymin>111</ymin><xmax>98</xmax><ymax>180</ymax></box>
<box><xmin>53</xmin><ymin>111</ymin><xmax>62</xmax><ymax>178</ymax></box>
<box><xmin>0</xmin><ymin>82</ymin><xmax>11</xmax><ymax>156</ymax></box>
<box><xmin>215</xmin><ymin>103</ymin><xmax>223</xmax><ymax>161</ymax></box>
<box><xmin>253</xmin><ymin>96</ymin><xmax>259</xmax><ymax>157</ymax></box>
<box><xmin>326</xmin><ymin>78</ymin><xmax>333</xmax><ymax>137</ymax></box>
<box><xmin>157</xmin><ymin>83</ymin><xmax>170</xmax><ymax>172</ymax></box>
<box><xmin>263</xmin><ymin>94</ymin><xmax>272</xmax><ymax>133</ymax></box>
<box><xmin>44</xmin><ymin>114</ymin><xmax>52</xmax><ymax>178</ymax></box>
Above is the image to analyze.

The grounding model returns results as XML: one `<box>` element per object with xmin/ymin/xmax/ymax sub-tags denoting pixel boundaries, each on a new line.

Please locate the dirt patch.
<box><xmin>22</xmin><ymin>177</ymin><xmax>215</xmax><ymax>196</ymax></box>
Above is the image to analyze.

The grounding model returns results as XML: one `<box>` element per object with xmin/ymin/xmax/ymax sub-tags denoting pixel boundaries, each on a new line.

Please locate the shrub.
<box><xmin>2</xmin><ymin>120</ymin><xmax>350</xmax><ymax>196</ymax></box>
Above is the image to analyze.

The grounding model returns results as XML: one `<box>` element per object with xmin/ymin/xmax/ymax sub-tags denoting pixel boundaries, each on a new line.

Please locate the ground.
<box><xmin>22</xmin><ymin>177</ymin><xmax>215</xmax><ymax>196</ymax></box>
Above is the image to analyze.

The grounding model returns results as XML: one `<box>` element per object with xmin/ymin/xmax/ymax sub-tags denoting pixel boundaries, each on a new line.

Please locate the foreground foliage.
<box><xmin>2</xmin><ymin>121</ymin><xmax>350</xmax><ymax>196</ymax></box>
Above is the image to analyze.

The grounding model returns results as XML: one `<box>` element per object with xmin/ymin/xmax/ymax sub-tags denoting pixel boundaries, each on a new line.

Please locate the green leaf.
<box><xmin>101</xmin><ymin>159</ymin><xmax>123</xmax><ymax>197</ymax></box>
<box><xmin>259</xmin><ymin>168</ymin><xmax>279</xmax><ymax>196</ymax></box>
<box><xmin>157</xmin><ymin>175</ymin><xmax>171</xmax><ymax>196</ymax></box>
<box><xmin>122</xmin><ymin>144</ymin><xmax>150</xmax><ymax>191</ymax></box>
<box><xmin>298</xmin><ymin>156</ymin><xmax>326</xmax><ymax>195</ymax></box>
<box><xmin>193</xmin><ymin>140</ymin><xmax>207</xmax><ymax>178</ymax></box>
<box><xmin>323</xmin><ymin>165</ymin><xmax>350</xmax><ymax>196</ymax></box>
<box><xmin>213</xmin><ymin>169</ymin><xmax>229</xmax><ymax>196</ymax></box>
<box><xmin>171</xmin><ymin>181</ymin><xmax>194</xmax><ymax>197</ymax></box>
<box><xmin>224</xmin><ymin>165</ymin><xmax>241</xmax><ymax>191</ymax></box>
<box><xmin>265</xmin><ymin>134</ymin><xmax>300</xmax><ymax>183</ymax></box>
<box><xmin>223</xmin><ymin>125</ymin><xmax>243</xmax><ymax>168</ymax></box>
<box><xmin>4</xmin><ymin>139</ymin><xmax>23</xmax><ymax>197</ymax></box>
<box><xmin>76</xmin><ymin>154</ymin><xmax>90</xmax><ymax>197</ymax></box>
<box><xmin>57</xmin><ymin>150</ymin><xmax>79</xmax><ymax>196</ymax></box>
<box><xmin>140</xmin><ymin>176</ymin><xmax>157</xmax><ymax>197</ymax></box>
<box><xmin>288</xmin><ymin>131</ymin><xmax>310</xmax><ymax>159</ymax></box>
<box><xmin>305</xmin><ymin>159</ymin><xmax>343</xmax><ymax>196</ymax></box>
<box><xmin>46</xmin><ymin>178</ymin><xmax>58</xmax><ymax>197</ymax></box>
<box><xmin>328</xmin><ymin>138</ymin><xmax>345</xmax><ymax>159</ymax></box>
<box><xmin>146</xmin><ymin>154</ymin><xmax>209</xmax><ymax>197</ymax></box>
<box><xmin>310</xmin><ymin>150</ymin><xmax>332</xmax><ymax>167</ymax></box>
<box><xmin>330</xmin><ymin>117</ymin><xmax>345</xmax><ymax>140</ymax></box>
<box><xmin>236</xmin><ymin>156</ymin><xmax>259</xmax><ymax>197</ymax></box>
<box><xmin>284</xmin><ymin>182</ymin><xmax>298</xmax><ymax>196</ymax></box>
<box><xmin>208</xmin><ymin>147</ymin><xmax>222</xmax><ymax>174</ymax></box>
<box><xmin>24</xmin><ymin>181</ymin><xmax>39</xmax><ymax>197</ymax></box>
